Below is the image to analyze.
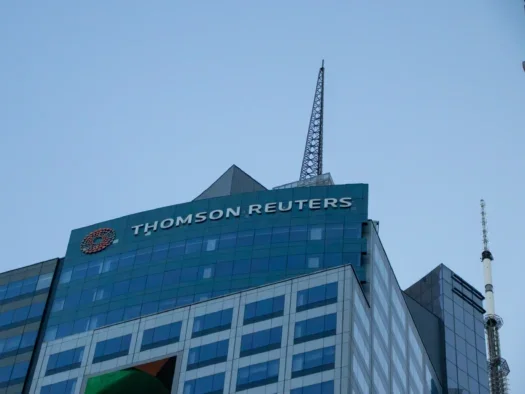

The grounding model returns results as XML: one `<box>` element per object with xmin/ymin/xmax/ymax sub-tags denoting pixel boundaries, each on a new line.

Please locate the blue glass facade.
<box><xmin>44</xmin><ymin>184</ymin><xmax>368</xmax><ymax>342</ymax></box>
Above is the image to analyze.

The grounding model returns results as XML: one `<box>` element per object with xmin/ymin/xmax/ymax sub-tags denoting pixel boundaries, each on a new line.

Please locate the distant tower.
<box><xmin>480</xmin><ymin>200</ymin><xmax>510</xmax><ymax>394</ymax></box>
<box><xmin>299</xmin><ymin>60</ymin><xmax>325</xmax><ymax>181</ymax></box>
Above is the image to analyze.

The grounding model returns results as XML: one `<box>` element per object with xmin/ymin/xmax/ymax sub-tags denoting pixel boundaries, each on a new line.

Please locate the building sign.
<box><xmin>132</xmin><ymin>197</ymin><xmax>353</xmax><ymax>236</ymax></box>
<box><xmin>80</xmin><ymin>228</ymin><xmax>116</xmax><ymax>254</ymax></box>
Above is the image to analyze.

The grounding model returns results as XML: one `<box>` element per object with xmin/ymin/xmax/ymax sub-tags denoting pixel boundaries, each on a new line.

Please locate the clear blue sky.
<box><xmin>1</xmin><ymin>0</ymin><xmax>524</xmax><ymax>389</ymax></box>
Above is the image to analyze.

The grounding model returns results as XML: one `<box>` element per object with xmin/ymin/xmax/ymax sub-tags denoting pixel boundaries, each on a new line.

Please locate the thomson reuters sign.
<box><xmin>132</xmin><ymin>197</ymin><xmax>353</xmax><ymax>236</ymax></box>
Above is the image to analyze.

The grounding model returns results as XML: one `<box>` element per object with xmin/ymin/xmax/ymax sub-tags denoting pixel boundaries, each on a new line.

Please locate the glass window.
<box><xmin>146</xmin><ymin>273</ymin><xmax>163</xmax><ymax>289</ymax></box>
<box><xmin>187</xmin><ymin>339</ymin><xmax>229</xmax><ymax>370</ymax></box>
<box><xmin>118</xmin><ymin>251</ymin><xmax>135</xmax><ymax>270</ymax></box>
<box><xmin>93</xmin><ymin>334</ymin><xmax>132</xmax><ymax>363</ymax></box>
<box><xmin>40</xmin><ymin>379</ymin><xmax>77</xmax><ymax>394</ymax></box>
<box><xmin>183</xmin><ymin>372</ymin><xmax>225</xmax><ymax>394</ymax></box>
<box><xmin>185</xmin><ymin>238</ymin><xmax>202</xmax><ymax>254</ymax></box>
<box><xmin>59</xmin><ymin>268</ymin><xmax>72</xmax><ymax>284</ymax></box>
<box><xmin>113</xmin><ymin>279</ymin><xmax>130</xmax><ymax>296</ymax></box>
<box><xmin>307</xmin><ymin>256</ymin><xmax>321</xmax><ymax>269</ymax></box>
<box><xmin>168</xmin><ymin>241</ymin><xmax>185</xmax><ymax>258</ymax></box>
<box><xmin>236</xmin><ymin>359</ymin><xmax>279</xmax><ymax>391</ymax></box>
<box><xmin>46</xmin><ymin>347</ymin><xmax>84</xmax><ymax>375</ymax></box>
<box><xmin>0</xmin><ymin>364</ymin><xmax>12</xmax><ymax>385</ymax></box>
<box><xmin>199</xmin><ymin>266</ymin><xmax>214</xmax><ymax>280</ymax></box>
<box><xmin>236</xmin><ymin>230</ymin><xmax>254</xmax><ymax>247</ymax></box>
<box><xmin>71</xmin><ymin>263</ymin><xmax>88</xmax><ymax>281</ymax></box>
<box><xmin>291</xmin><ymin>346</ymin><xmax>335</xmax><ymax>378</ymax></box>
<box><xmin>296</xmin><ymin>282</ymin><xmax>338</xmax><ymax>312</ymax></box>
<box><xmin>289</xmin><ymin>225</ymin><xmax>308</xmax><ymax>242</ymax></box>
<box><xmin>291</xmin><ymin>381</ymin><xmax>334</xmax><ymax>394</ymax></box>
<box><xmin>294</xmin><ymin>313</ymin><xmax>337</xmax><ymax>344</ymax></box>
<box><xmin>271</xmin><ymin>227</ymin><xmax>289</xmax><ymax>243</ymax></box>
<box><xmin>129</xmin><ymin>276</ymin><xmax>147</xmax><ymax>292</ymax></box>
<box><xmin>181</xmin><ymin>267</ymin><xmax>199</xmax><ymax>283</ymax></box>
<box><xmin>309</xmin><ymin>225</ymin><xmax>324</xmax><ymax>240</ymax></box>
<box><xmin>10</xmin><ymin>361</ymin><xmax>29</xmax><ymax>382</ymax></box>
<box><xmin>240</xmin><ymin>326</ymin><xmax>282</xmax><ymax>357</ymax></box>
<box><xmin>244</xmin><ymin>295</ymin><xmax>285</xmax><ymax>324</ymax></box>
<box><xmin>344</xmin><ymin>223</ymin><xmax>361</xmax><ymax>238</ymax></box>
<box><xmin>102</xmin><ymin>255</ymin><xmax>119</xmax><ymax>273</ymax></box>
<box><xmin>141</xmin><ymin>301</ymin><xmax>158</xmax><ymax>316</ymax></box>
<box><xmin>325</xmin><ymin>223</ymin><xmax>344</xmax><ymax>239</ymax></box>
<box><xmin>29</xmin><ymin>302</ymin><xmax>45</xmax><ymax>318</ymax></box>
<box><xmin>163</xmin><ymin>269</ymin><xmax>181</xmax><ymax>287</ymax></box>
<box><xmin>215</xmin><ymin>261</ymin><xmax>233</xmax><ymax>277</ymax></box>
<box><xmin>20</xmin><ymin>330</ymin><xmax>38</xmax><ymax>349</ymax></box>
<box><xmin>287</xmin><ymin>255</ymin><xmax>305</xmax><ymax>270</ymax></box>
<box><xmin>192</xmin><ymin>308</ymin><xmax>233</xmax><ymax>338</ymax></box>
<box><xmin>134</xmin><ymin>247</ymin><xmax>152</xmax><ymax>265</ymax></box>
<box><xmin>36</xmin><ymin>272</ymin><xmax>54</xmax><ymax>290</ymax></box>
<box><xmin>269</xmin><ymin>256</ymin><xmax>287</xmax><ymax>272</ymax></box>
<box><xmin>253</xmin><ymin>228</ymin><xmax>272</xmax><ymax>245</ymax></box>
<box><xmin>251</xmin><ymin>258</ymin><xmax>269</xmax><ymax>273</ymax></box>
<box><xmin>219</xmin><ymin>233</ymin><xmax>236</xmax><ymax>249</ymax></box>
<box><xmin>106</xmin><ymin>308</ymin><xmax>124</xmax><ymax>325</ymax></box>
<box><xmin>233</xmin><ymin>259</ymin><xmax>250</xmax><ymax>276</ymax></box>
<box><xmin>86</xmin><ymin>260</ymin><xmax>103</xmax><ymax>277</ymax></box>
<box><xmin>141</xmin><ymin>321</ymin><xmax>182</xmax><ymax>351</ymax></box>
<box><xmin>204</xmin><ymin>236</ymin><xmax>218</xmax><ymax>252</ymax></box>
<box><xmin>151</xmin><ymin>243</ymin><xmax>169</xmax><ymax>262</ymax></box>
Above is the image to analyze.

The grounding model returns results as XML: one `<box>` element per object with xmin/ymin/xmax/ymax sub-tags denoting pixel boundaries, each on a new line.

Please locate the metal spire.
<box><xmin>300</xmin><ymin>60</ymin><xmax>325</xmax><ymax>181</ymax></box>
<box><xmin>480</xmin><ymin>199</ymin><xmax>509</xmax><ymax>394</ymax></box>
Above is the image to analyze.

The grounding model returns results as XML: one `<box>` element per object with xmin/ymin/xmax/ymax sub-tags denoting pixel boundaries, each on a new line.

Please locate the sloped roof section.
<box><xmin>194</xmin><ymin>165</ymin><xmax>267</xmax><ymax>201</ymax></box>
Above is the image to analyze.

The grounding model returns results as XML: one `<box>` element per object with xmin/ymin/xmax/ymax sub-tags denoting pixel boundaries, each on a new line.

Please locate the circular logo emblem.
<box><xmin>80</xmin><ymin>228</ymin><xmax>116</xmax><ymax>254</ymax></box>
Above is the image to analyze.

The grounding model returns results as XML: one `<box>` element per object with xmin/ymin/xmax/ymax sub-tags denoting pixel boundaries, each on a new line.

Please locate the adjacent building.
<box><xmin>3</xmin><ymin>166</ymin><xmax>489</xmax><ymax>394</ymax></box>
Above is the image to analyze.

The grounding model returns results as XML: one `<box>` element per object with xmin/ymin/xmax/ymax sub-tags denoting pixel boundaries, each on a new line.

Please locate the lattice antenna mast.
<box><xmin>300</xmin><ymin>60</ymin><xmax>325</xmax><ymax>181</ymax></box>
<box><xmin>480</xmin><ymin>200</ymin><xmax>509</xmax><ymax>394</ymax></box>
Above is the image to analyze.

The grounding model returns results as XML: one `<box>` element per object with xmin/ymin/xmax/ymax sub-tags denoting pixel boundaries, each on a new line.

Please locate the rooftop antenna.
<box><xmin>480</xmin><ymin>199</ymin><xmax>510</xmax><ymax>394</ymax></box>
<box><xmin>299</xmin><ymin>60</ymin><xmax>325</xmax><ymax>181</ymax></box>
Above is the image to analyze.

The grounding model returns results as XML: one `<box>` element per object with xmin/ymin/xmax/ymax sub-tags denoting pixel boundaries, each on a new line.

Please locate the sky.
<box><xmin>1</xmin><ymin>0</ymin><xmax>524</xmax><ymax>390</ymax></box>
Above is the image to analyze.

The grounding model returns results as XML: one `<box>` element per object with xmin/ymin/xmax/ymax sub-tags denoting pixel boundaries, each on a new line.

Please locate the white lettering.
<box><xmin>226</xmin><ymin>207</ymin><xmax>240</xmax><ymax>218</ymax></box>
<box><xmin>144</xmin><ymin>221</ymin><xmax>158</xmax><ymax>233</ymax></box>
<box><xmin>278</xmin><ymin>201</ymin><xmax>292</xmax><ymax>212</ymax></box>
<box><xmin>176</xmin><ymin>215</ymin><xmax>193</xmax><ymax>226</ymax></box>
<box><xmin>160</xmin><ymin>218</ymin><xmax>175</xmax><ymax>229</ymax></box>
<box><xmin>131</xmin><ymin>224</ymin><xmax>144</xmax><ymax>236</ymax></box>
<box><xmin>209</xmin><ymin>210</ymin><xmax>224</xmax><ymax>220</ymax></box>
<box><xmin>265</xmin><ymin>202</ymin><xmax>277</xmax><ymax>213</ymax></box>
<box><xmin>339</xmin><ymin>197</ymin><xmax>352</xmax><ymax>208</ymax></box>
<box><xmin>324</xmin><ymin>198</ymin><xmax>338</xmax><ymax>209</ymax></box>
<box><xmin>195</xmin><ymin>212</ymin><xmax>207</xmax><ymax>223</ymax></box>
<box><xmin>309</xmin><ymin>199</ymin><xmax>321</xmax><ymax>210</ymax></box>
<box><xmin>249</xmin><ymin>204</ymin><xmax>262</xmax><ymax>215</ymax></box>
<box><xmin>295</xmin><ymin>200</ymin><xmax>308</xmax><ymax>210</ymax></box>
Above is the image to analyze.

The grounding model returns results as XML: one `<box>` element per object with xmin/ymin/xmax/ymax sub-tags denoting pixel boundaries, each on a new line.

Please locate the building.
<box><xmin>0</xmin><ymin>165</ymin><xmax>489</xmax><ymax>394</ymax></box>
<box><xmin>4</xmin><ymin>63</ymin><xmax>493</xmax><ymax>394</ymax></box>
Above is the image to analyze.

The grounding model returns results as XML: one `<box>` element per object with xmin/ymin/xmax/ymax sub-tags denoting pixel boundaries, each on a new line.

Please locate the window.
<box><xmin>0</xmin><ymin>361</ymin><xmax>29</xmax><ymax>387</ymax></box>
<box><xmin>219</xmin><ymin>233</ymin><xmax>237</xmax><ymax>249</ymax></box>
<box><xmin>93</xmin><ymin>334</ymin><xmax>132</xmax><ymax>363</ymax></box>
<box><xmin>0</xmin><ymin>303</ymin><xmax>45</xmax><ymax>329</ymax></box>
<box><xmin>151</xmin><ymin>243</ymin><xmax>169</xmax><ymax>262</ymax></box>
<box><xmin>271</xmin><ymin>227</ymin><xmax>289</xmax><ymax>243</ymax></box>
<box><xmin>294</xmin><ymin>313</ymin><xmax>337</xmax><ymax>344</ymax></box>
<box><xmin>46</xmin><ymin>347</ymin><xmax>84</xmax><ymax>375</ymax></box>
<box><xmin>168</xmin><ymin>241</ymin><xmax>185</xmax><ymax>258</ymax></box>
<box><xmin>291</xmin><ymin>346</ymin><xmax>336</xmax><ymax>378</ymax></box>
<box><xmin>183</xmin><ymin>372</ymin><xmax>225</xmax><ymax>394</ymax></box>
<box><xmin>240</xmin><ymin>326</ymin><xmax>282</xmax><ymax>357</ymax></box>
<box><xmin>236</xmin><ymin>359</ymin><xmax>279</xmax><ymax>391</ymax></box>
<box><xmin>185</xmin><ymin>238</ymin><xmax>202</xmax><ymax>254</ymax></box>
<box><xmin>325</xmin><ymin>223</ymin><xmax>344</xmax><ymax>240</ymax></box>
<box><xmin>309</xmin><ymin>225</ymin><xmax>324</xmax><ymax>240</ymax></box>
<box><xmin>192</xmin><ymin>308</ymin><xmax>233</xmax><ymax>338</ymax></box>
<box><xmin>253</xmin><ymin>228</ymin><xmax>272</xmax><ymax>245</ymax></box>
<box><xmin>187</xmin><ymin>339</ymin><xmax>229</xmax><ymax>370</ymax></box>
<box><xmin>236</xmin><ymin>230</ymin><xmax>254</xmax><ymax>247</ymax></box>
<box><xmin>244</xmin><ymin>295</ymin><xmax>285</xmax><ymax>325</ymax></box>
<box><xmin>141</xmin><ymin>321</ymin><xmax>182</xmax><ymax>351</ymax></box>
<box><xmin>40</xmin><ymin>379</ymin><xmax>77</xmax><ymax>394</ymax></box>
<box><xmin>291</xmin><ymin>381</ymin><xmax>334</xmax><ymax>394</ymax></box>
<box><xmin>296</xmin><ymin>282</ymin><xmax>338</xmax><ymax>312</ymax></box>
<box><xmin>289</xmin><ymin>225</ymin><xmax>308</xmax><ymax>242</ymax></box>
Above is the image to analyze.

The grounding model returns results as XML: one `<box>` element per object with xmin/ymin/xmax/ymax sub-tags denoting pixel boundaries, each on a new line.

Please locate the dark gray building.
<box><xmin>0</xmin><ymin>260</ymin><xmax>58</xmax><ymax>394</ymax></box>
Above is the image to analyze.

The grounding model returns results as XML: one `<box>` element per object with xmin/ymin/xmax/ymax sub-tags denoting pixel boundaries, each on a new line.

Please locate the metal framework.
<box><xmin>480</xmin><ymin>200</ymin><xmax>510</xmax><ymax>394</ymax></box>
<box><xmin>299</xmin><ymin>60</ymin><xmax>325</xmax><ymax>181</ymax></box>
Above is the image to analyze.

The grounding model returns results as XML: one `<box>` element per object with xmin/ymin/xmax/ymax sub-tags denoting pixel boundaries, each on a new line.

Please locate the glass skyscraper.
<box><xmin>1</xmin><ymin>165</ymin><xmax>488</xmax><ymax>393</ymax></box>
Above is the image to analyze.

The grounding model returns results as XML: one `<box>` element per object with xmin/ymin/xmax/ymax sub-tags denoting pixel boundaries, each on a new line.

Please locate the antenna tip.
<box><xmin>321</xmin><ymin>59</ymin><xmax>324</xmax><ymax>68</ymax></box>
